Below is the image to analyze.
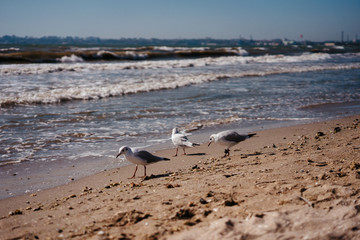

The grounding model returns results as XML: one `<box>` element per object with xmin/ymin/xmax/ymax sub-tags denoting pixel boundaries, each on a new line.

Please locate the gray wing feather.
<box><xmin>180</xmin><ymin>135</ymin><xmax>189</xmax><ymax>141</ymax></box>
<box><xmin>135</xmin><ymin>150</ymin><xmax>168</xmax><ymax>164</ymax></box>
<box><xmin>224</xmin><ymin>132</ymin><xmax>248</xmax><ymax>142</ymax></box>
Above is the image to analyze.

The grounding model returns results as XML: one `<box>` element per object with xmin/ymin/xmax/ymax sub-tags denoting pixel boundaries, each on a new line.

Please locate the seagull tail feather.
<box><xmin>248</xmin><ymin>133</ymin><xmax>256</xmax><ymax>138</ymax></box>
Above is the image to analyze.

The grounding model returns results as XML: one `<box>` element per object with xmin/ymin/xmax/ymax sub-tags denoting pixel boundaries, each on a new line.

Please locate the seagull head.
<box><xmin>208</xmin><ymin>135</ymin><xmax>216</xmax><ymax>146</ymax></box>
<box><xmin>116</xmin><ymin>146</ymin><xmax>131</xmax><ymax>158</ymax></box>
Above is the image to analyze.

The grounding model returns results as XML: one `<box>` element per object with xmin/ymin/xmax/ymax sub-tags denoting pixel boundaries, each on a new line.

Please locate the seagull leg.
<box><xmin>173</xmin><ymin>147</ymin><xmax>178</xmax><ymax>157</ymax></box>
<box><xmin>128</xmin><ymin>165</ymin><xmax>138</xmax><ymax>179</ymax></box>
<box><xmin>143</xmin><ymin>165</ymin><xmax>147</xmax><ymax>177</ymax></box>
<box><xmin>182</xmin><ymin>147</ymin><xmax>187</xmax><ymax>155</ymax></box>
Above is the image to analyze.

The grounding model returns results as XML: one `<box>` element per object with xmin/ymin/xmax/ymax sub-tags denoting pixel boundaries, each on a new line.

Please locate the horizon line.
<box><xmin>0</xmin><ymin>34</ymin><xmax>352</xmax><ymax>44</ymax></box>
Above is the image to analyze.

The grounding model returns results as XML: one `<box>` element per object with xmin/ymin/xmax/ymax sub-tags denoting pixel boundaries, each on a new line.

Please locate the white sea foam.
<box><xmin>57</xmin><ymin>54</ymin><xmax>84</xmax><ymax>63</ymax></box>
<box><xmin>1</xmin><ymin>61</ymin><xmax>359</xmax><ymax>106</ymax></box>
<box><xmin>96</xmin><ymin>50</ymin><xmax>118</xmax><ymax>57</ymax></box>
<box><xmin>1</xmin><ymin>52</ymin><xmax>360</xmax><ymax>106</ymax></box>
<box><xmin>96</xmin><ymin>50</ymin><xmax>149</xmax><ymax>59</ymax></box>
<box><xmin>153</xmin><ymin>46</ymin><xmax>209</xmax><ymax>51</ymax></box>
<box><xmin>249</xmin><ymin>52</ymin><xmax>331</xmax><ymax>63</ymax></box>
<box><xmin>0</xmin><ymin>47</ymin><xmax>20</xmax><ymax>52</ymax></box>
<box><xmin>253</xmin><ymin>47</ymin><xmax>267</xmax><ymax>51</ymax></box>
<box><xmin>224</xmin><ymin>47</ymin><xmax>249</xmax><ymax>55</ymax></box>
<box><xmin>71</xmin><ymin>47</ymin><xmax>109</xmax><ymax>51</ymax></box>
<box><xmin>124</xmin><ymin>51</ymin><xmax>148</xmax><ymax>59</ymax></box>
<box><xmin>0</xmin><ymin>52</ymin><xmax>345</xmax><ymax>76</ymax></box>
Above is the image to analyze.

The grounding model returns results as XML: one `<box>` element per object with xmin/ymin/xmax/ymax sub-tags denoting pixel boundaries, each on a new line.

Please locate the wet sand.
<box><xmin>0</xmin><ymin>115</ymin><xmax>359</xmax><ymax>239</ymax></box>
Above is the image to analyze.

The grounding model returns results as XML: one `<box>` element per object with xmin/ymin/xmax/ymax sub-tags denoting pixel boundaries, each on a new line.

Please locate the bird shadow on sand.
<box><xmin>243</xmin><ymin>151</ymin><xmax>263</xmax><ymax>157</ymax></box>
<box><xmin>234</xmin><ymin>150</ymin><xmax>263</xmax><ymax>157</ymax></box>
<box><xmin>142</xmin><ymin>173</ymin><xmax>172</xmax><ymax>181</ymax></box>
<box><xmin>185</xmin><ymin>153</ymin><xmax>206</xmax><ymax>156</ymax></box>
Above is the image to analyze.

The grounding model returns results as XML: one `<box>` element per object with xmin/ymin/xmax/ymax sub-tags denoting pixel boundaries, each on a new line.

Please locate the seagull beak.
<box><xmin>116</xmin><ymin>153</ymin><xmax>121</xmax><ymax>158</ymax></box>
<box><xmin>208</xmin><ymin>142</ymin><xmax>212</xmax><ymax>147</ymax></box>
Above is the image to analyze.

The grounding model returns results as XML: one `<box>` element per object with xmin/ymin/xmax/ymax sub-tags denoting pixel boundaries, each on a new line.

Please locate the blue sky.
<box><xmin>1</xmin><ymin>0</ymin><xmax>359</xmax><ymax>41</ymax></box>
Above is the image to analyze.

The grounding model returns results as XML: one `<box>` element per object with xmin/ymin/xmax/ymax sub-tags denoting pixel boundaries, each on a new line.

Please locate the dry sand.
<box><xmin>0</xmin><ymin>116</ymin><xmax>360</xmax><ymax>240</ymax></box>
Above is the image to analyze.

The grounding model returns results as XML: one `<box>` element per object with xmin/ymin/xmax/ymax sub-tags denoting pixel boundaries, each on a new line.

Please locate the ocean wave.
<box><xmin>0</xmin><ymin>46</ymin><xmax>249</xmax><ymax>64</ymax></box>
<box><xmin>254</xmin><ymin>117</ymin><xmax>315</xmax><ymax>121</ymax></box>
<box><xmin>224</xmin><ymin>47</ymin><xmax>249</xmax><ymax>56</ymax></box>
<box><xmin>96</xmin><ymin>50</ymin><xmax>149</xmax><ymax>60</ymax></box>
<box><xmin>57</xmin><ymin>54</ymin><xmax>84</xmax><ymax>63</ymax></box>
<box><xmin>180</xmin><ymin>115</ymin><xmax>316</xmax><ymax>131</ymax></box>
<box><xmin>0</xmin><ymin>52</ymin><xmax>352</xmax><ymax>76</ymax></box>
<box><xmin>0</xmin><ymin>158</ymin><xmax>25</xmax><ymax>166</ymax></box>
<box><xmin>182</xmin><ymin>115</ymin><xmax>245</xmax><ymax>129</ymax></box>
<box><xmin>1</xmin><ymin>62</ymin><xmax>360</xmax><ymax>107</ymax></box>
<box><xmin>299</xmin><ymin>101</ymin><xmax>360</xmax><ymax>111</ymax></box>
<box><xmin>0</xmin><ymin>47</ymin><xmax>20</xmax><ymax>52</ymax></box>
<box><xmin>153</xmin><ymin>46</ymin><xmax>209</xmax><ymax>52</ymax></box>
<box><xmin>254</xmin><ymin>52</ymin><xmax>331</xmax><ymax>63</ymax></box>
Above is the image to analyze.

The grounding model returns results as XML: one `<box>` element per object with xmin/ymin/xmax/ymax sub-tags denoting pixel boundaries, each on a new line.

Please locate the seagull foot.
<box><xmin>223</xmin><ymin>148</ymin><xmax>230</xmax><ymax>157</ymax></box>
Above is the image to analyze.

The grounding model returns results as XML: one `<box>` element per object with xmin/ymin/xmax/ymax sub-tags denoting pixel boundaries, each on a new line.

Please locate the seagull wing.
<box><xmin>223</xmin><ymin>131</ymin><xmax>249</xmax><ymax>143</ymax></box>
<box><xmin>172</xmin><ymin>133</ymin><xmax>189</xmax><ymax>145</ymax></box>
<box><xmin>135</xmin><ymin>150</ymin><xmax>169</xmax><ymax>164</ymax></box>
<box><xmin>179</xmin><ymin>134</ymin><xmax>189</xmax><ymax>142</ymax></box>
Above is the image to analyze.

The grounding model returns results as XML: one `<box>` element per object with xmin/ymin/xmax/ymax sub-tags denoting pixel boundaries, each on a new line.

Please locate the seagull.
<box><xmin>171</xmin><ymin>127</ymin><xmax>200</xmax><ymax>156</ymax></box>
<box><xmin>116</xmin><ymin>146</ymin><xmax>170</xmax><ymax>179</ymax></box>
<box><xmin>208</xmin><ymin>130</ymin><xmax>256</xmax><ymax>157</ymax></box>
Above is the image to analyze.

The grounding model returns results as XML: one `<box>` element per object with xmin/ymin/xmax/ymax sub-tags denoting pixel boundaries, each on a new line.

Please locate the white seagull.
<box><xmin>116</xmin><ymin>146</ymin><xmax>170</xmax><ymax>178</ymax></box>
<box><xmin>171</xmin><ymin>127</ymin><xmax>200</xmax><ymax>156</ymax></box>
<box><xmin>208</xmin><ymin>130</ymin><xmax>256</xmax><ymax>157</ymax></box>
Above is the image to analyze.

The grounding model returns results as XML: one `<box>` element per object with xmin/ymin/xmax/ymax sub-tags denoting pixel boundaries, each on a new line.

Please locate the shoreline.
<box><xmin>1</xmin><ymin>114</ymin><xmax>359</xmax><ymax>239</ymax></box>
<box><xmin>0</xmin><ymin>119</ymin><xmax>332</xmax><ymax>200</ymax></box>
<box><xmin>0</xmin><ymin>115</ymin><xmax>317</xmax><ymax>200</ymax></box>
<box><xmin>3</xmin><ymin>108</ymin><xmax>360</xmax><ymax>200</ymax></box>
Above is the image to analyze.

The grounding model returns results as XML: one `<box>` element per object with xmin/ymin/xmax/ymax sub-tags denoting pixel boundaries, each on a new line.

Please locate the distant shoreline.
<box><xmin>2</xmin><ymin>34</ymin><xmax>358</xmax><ymax>45</ymax></box>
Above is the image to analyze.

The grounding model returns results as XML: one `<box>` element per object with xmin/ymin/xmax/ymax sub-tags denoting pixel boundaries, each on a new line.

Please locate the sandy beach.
<box><xmin>1</xmin><ymin>115</ymin><xmax>360</xmax><ymax>239</ymax></box>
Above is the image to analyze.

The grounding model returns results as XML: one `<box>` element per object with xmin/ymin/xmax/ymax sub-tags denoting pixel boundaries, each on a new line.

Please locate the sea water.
<box><xmin>1</xmin><ymin>46</ymin><xmax>360</xmax><ymax>198</ymax></box>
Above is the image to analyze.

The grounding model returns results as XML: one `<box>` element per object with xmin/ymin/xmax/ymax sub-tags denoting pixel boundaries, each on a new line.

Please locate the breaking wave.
<box><xmin>0</xmin><ymin>52</ymin><xmax>343</xmax><ymax>76</ymax></box>
<box><xmin>0</xmin><ymin>46</ymin><xmax>248</xmax><ymax>64</ymax></box>
<box><xmin>1</xmin><ymin>61</ymin><xmax>359</xmax><ymax>107</ymax></box>
<box><xmin>57</xmin><ymin>54</ymin><xmax>84</xmax><ymax>63</ymax></box>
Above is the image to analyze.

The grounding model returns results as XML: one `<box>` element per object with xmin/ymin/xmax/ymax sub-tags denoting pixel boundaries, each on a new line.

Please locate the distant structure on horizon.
<box><xmin>0</xmin><ymin>35</ymin><xmax>359</xmax><ymax>47</ymax></box>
